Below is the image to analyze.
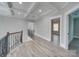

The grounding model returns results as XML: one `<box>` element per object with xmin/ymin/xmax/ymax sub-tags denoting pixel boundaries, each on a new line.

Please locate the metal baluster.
<box><xmin>11</xmin><ymin>35</ymin><xmax>14</xmax><ymax>50</ymax></box>
<box><xmin>8</xmin><ymin>35</ymin><xmax>10</xmax><ymax>53</ymax></box>
<box><xmin>15</xmin><ymin>34</ymin><xmax>17</xmax><ymax>48</ymax></box>
<box><xmin>12</xmin><ymin>34</ymin><xmax>15</xmax><ymax>49</ymax></box>
<box><xmin>9</xmin><ymin>35</ymin><xmax>10</xmax><ymax>51</ymax></box>
<box><xmin>16</xmin><ymin>34</ymin><xmax>17</xmax><ymax>46</ymax></box>
<box><xmin>11</xmin><ymin>34</ymin><xmax>12</xmax><ymax>50</ymax></box>
<box><xmin>9</xmin><ymin>35</ymin><xmax>11</xmax><ymax>51</ymax></box>
<box><xmin>0</xmin><ymin>40</ymin><xmax>2</xmax><ymax>56</ymax></box>
<box><xmin>10</xmin><ymin>35</ymin><xmax>11</xmax><ymax>51</ymax></box>
<box><xmin>12</xmin><ymin>34</ymin><xmax>14</xmax><ymax>50</ymax></box>
<box><xmin>14</xmin><ymin>34</ymin><xmax>16</xmax><ymax>48</ymax></box>
<box><xmin>19</xmin><ymin>33</ymin><xmax>20</xmax><ymax>44</ymax></box>
<box><xmin>17</xmin><ymin>33</ymin><xmax>19</xmax><ymax>46</ymax></box>
<box><xmin>1</xmin><ymin>40</ymin><xmax>2</xmax><ymax>56</ymax></box>
<box><xmin>2</xmin><ymin>38</ymin><xmax>4</xmax><ymax>56</ymax></box>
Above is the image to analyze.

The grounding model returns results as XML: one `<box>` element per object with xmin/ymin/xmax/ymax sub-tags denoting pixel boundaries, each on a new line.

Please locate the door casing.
<box><xmin>51</xmin><ymin>18</ymin><xmax>60</xmax><ymax>46</ymax></box>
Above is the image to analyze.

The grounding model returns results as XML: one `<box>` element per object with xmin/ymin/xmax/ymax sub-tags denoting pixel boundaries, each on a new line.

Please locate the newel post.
<box><xmin>6</xmin><ymin>32</ymin><xmax>9</xmax><ymax>55</ymax></box>
<box><xmin>20</xmin><ymin>31</ymin><xmax>23</xmax><ymax>43</ymax></box>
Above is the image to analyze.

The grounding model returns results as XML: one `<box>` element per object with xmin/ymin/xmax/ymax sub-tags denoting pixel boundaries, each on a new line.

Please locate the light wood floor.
<box><xmin>7</xmin><ymin>36</ymin><xmax>76</xmax><ymax>57</ymax></box>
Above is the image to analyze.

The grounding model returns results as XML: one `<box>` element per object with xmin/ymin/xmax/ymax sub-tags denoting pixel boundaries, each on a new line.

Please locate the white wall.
<box><xmin>35</xmin><ymin>16</ymin><xmax>51</xmax><ymax>41</ymax></box>
<box><xmin>68</xmin><ymin>15</ymin><xmax>74</xmax><ymax>44</ymax></box>
<box><xmin>28</xmin><ymin>22</ymin><xmax>34</xmax><ymax>30</ymax></box>
<box><xmin>35</xmin><ymin>15</ymin><xmax>65</xmax><ymax>48</ymax></box>
<box><xmin>74</xmin><ymin>16</ymin><xmax>79</xmax><ymax>38</ymax></box>
<box><xmin>35</xmin><ymin>3</ymin><xmax>79</xmax><ymax>49</ymax></box>
<box><xmin>0</xmin><ymin>2</ymin><xmax>11</xmax><ymax>16</ymax></box>
<box><xmin>0</xmin><ymin>15</ymin><xmax>29</xmax><ymax>42</ymax></box>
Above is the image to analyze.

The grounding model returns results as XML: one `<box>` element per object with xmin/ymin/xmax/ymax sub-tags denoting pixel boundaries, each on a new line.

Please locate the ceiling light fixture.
<box><xmin>19</xmin><ymin>2</ymin><xmax>22</xmax><ymax>4</ymax></box>
<box><xmin>39</xmin><ymin>9</ymin><xmax>42</xmax><ymax>12</ymax></box>
<box><xmin>18</xmin><ymin>12</ymin><xmax>21</xmax><ymax>15</ymax></box>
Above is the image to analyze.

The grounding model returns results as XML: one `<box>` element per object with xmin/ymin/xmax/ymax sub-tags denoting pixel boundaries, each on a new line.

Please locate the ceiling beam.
<box><xmin>24</xmin><ymin>2</ymin><xmax>36</xmax><ymax>18</ymax></box>
<box><xmin>41</xmin><ymin>10</ymin><xmax>53</xmax><ymax>16</ymax></box>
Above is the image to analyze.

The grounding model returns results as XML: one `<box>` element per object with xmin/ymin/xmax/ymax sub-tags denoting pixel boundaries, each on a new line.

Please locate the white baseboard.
<box><xmin>35</xmin><ymin>33</ymin><xmax>50</xmax><ymax>41</ymax></box>
<box><xmin>22</xmin><ymin>36</ymin><xmax>32</xmax><ymax>43</ymax></box>
<box><xmin>74</xmin><ymin>35</ymin><xmax>79</xmax><ymax>38</ymax></box>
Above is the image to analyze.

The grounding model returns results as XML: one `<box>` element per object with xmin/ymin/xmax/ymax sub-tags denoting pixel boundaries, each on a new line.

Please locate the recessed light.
<box><xmin>19</xmin><ymin>2</ymin><xmax>22</xmax><ymax>4</ymax></box>
<box><xmin>39</xmin><ymin>9</ymin><xmax>42</xmax><ymax>12</ymax></box>
<box><xmin>18</xmin><ymin>12</ymin><xmax>21</xmax><ymax>14</ymax></box>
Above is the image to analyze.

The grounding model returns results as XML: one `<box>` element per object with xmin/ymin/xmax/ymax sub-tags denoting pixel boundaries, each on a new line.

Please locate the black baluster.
<box><xmin>20</xmin><ymin>31</ymin><xmax>23</xmax><ymax>43</ymax></box>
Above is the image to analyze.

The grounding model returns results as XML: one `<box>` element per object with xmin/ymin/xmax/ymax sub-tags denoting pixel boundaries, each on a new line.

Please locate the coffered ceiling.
<box><xmin>0</xmin><ymin>2</ymin><xmax>79</xmax><ymax>21</ymax></box>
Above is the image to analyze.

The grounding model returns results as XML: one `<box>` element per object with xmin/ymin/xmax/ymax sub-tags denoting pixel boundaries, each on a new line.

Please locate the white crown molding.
<box><xmin>65</xmin><ymin>4</ymin><xmax>79</xmax><ymax>16</ymax></box>
<box><xmin>49</xmin><ymin>15</ymin><xmax>62</xmax><ymax>20</ymax></box>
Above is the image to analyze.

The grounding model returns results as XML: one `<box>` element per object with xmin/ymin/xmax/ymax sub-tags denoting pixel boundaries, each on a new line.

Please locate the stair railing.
<box><xmin>0</xmin><ymin>30</ymin><xmax>23</xmax><ymax>57</ymax></box>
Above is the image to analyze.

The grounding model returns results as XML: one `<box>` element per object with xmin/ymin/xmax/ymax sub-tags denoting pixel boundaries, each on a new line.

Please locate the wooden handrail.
<box><xmin>0</xmin><ymin>30</ymin><xmax>23</xmax><ymax>57</ymax></box>
<box><xmin>8</xmin><ymin>31</ymin><xmax>22</xmax><ymax>35</ymax></box>
<box><xmin>8</xmin><ymin>30</ymin><xmax>23</xmax><ymax>43</ymax></box>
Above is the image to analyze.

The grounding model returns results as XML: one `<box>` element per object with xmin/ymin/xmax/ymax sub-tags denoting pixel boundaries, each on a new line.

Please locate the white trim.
<box><xmin>65</xmin><ymin>4</ymin><xmax>79</xmax><ymax>15</ymax></box>
<box><xmin>35</xmin><ymin>33</ymin><xmax>50</xmax><ymax>41</ymax></box>
<box><xmin>50</xmin><ymin>15</ymin><xmax>63</xmax><ymax>48</ymax></box>
<box><xmin>24</xmin><ymin>2</ymin><xmax>36</xmax><ymax>17</ymax></box>
<box><xmin>74</xmin><ymin>36</ymin><xmax>79</xmax><ymax>39</ymax></box>
<box><xmin>50</xmin><ymin>15</ymin><xmax>62</xmax><ymax>20</ymax></box>
<box><xmin>64</xmin><ymin>4</ymin><xmax>79</xmax><ymax>49</ymax></box>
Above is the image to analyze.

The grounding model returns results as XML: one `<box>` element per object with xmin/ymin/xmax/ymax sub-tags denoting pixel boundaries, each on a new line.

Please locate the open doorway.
<box><xmin>28</xmin><ymin>22</ymin><xmax>35</xmax><ymax>39</ymax></box>
<box><xmin>51</xmin><ymin>18</ymin><xmax>60</xmax><ymax>46</ymax></box>
<box><xmin>68</xmin><ymin>9</ymin><xmax>79</xmax><ymax>56</ymax></box>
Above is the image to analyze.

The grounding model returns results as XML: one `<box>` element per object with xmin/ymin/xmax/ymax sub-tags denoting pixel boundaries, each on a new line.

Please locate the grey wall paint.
<box><xmin>74</xmin><ymin>18</ymin><xmax>79</xmax><ymax>36</ymax></box>
<box><xmin>68</xmin><ymin>15</ymin><xmax>74</xmax><ymax>44</ymax></box>
<box><xmin>68</xmin><ymin>10</ymin><xmax>79</xmax><ymax>44</ymax></box>
<box><xmin>0</xmin><ymin>16</ymin><xmax>28</xmax><ymax>42</ymax></box>
<box><xmin>35</xmin><ymin>16</ymin><xmax>51</xmax><ymax>41</ymax></box>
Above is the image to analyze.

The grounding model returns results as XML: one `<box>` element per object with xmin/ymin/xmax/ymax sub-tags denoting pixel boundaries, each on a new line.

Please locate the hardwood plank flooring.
<box><xmin>7</xmin><ymin>36</ymin><xmax>76</xmax><ymax>57</ymax></box>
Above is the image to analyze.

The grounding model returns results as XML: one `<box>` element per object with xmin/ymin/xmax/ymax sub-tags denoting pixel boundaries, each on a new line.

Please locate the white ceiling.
<box><xmin>12</xmin><ymin>2</ymin><xmax>33</xmax><ymax>12</ymax></box>
<box><xmin>50</xmin><ymin>2</ymin><xmax>68</xmax><ymax>10</ymax></box>
<box><xmin>11</xmin><ymin>2</ymin><xmax>68</xmax><ymax>20</ymax></box>
<box><xmin>26</xmin><ymin>2</ymin><xmax>58</xmax><ymax>20</ymax></box>
<box><xmin>0</xmin><ymin>2</ymin><xmax>79</xmax><ymax>21</ymax></box>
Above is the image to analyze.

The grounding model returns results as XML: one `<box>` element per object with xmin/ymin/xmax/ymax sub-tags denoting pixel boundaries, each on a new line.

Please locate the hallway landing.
<box><xmin>7</xmin><ymin>36</ymin><xmax>76</xmax><ymax>57</ymax></box>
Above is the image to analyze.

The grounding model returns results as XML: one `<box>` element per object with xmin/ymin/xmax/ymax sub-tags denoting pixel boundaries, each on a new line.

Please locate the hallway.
<box><xmin>0</xmin><ymin>2</ymin><xmax>79</xmax><ymax>57</ymax></box>
<box><xmin>7</xmin><ymin>36</ymin><xmax>76</xmax><ymax>57</ymax></box>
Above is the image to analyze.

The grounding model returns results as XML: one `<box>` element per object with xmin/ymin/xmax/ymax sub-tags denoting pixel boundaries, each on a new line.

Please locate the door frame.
<box><xmin>50</xmin><ymin>15</ymin><xmax>62</xmax><ymax>46</ymax></box>
<box><xmin>64</xmin><ymin>4</ymin><xmax>79</xmax><ymax>49</ymax></box>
